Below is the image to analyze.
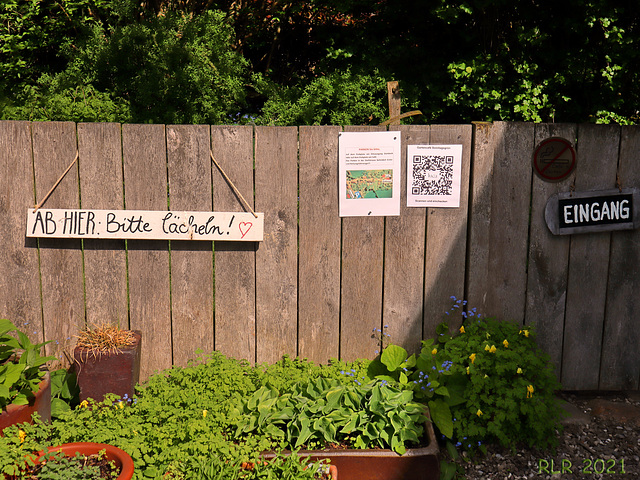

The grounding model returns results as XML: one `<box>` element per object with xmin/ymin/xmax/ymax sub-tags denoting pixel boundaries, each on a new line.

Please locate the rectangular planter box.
<box><xmin>73</xmin><ymin>331</ymin><xmax>142</xmax><ymax>403</ymax></box>
<box><xmin>264</xmin><ymin>417</ymin><xmax>439</xmax><ymax>480</ymax></box>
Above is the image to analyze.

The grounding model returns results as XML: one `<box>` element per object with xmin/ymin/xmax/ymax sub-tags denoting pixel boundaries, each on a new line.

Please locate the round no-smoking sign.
<box><xmin>533</xmin><ymin>137</ymin><xmax>576</xmax><ymax>182</ymax></box>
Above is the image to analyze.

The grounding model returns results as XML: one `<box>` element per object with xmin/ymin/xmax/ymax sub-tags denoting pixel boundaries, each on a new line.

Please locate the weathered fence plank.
<box><xmin>599</xmin><ymin>126</ymin><xmax>640</xmax><ymax>390</ymax></box>
<box><xmin>340</xmin><ymin>126</ymin><xmax>386</xmax><ymax>361</ymax></box>
<box><xmin>298</xmin><ymin>126</ymin><xmax>342</xmax><ymax>363</ymax></box>
<box><xmin>0</xmin><ymin>122</ymin><xmax>43</xmax><ymax>343</ymax></box>
<box><xmin>562</xmin><ymin>124</ymin><xmax>620</xmax><ymax>390</ymax></box>
<box><xmin>381</xmin><ymin>125</ymin><xmax>428</xmax><ymax>354</ymax></box>
<box><xmin>32</xmin><ymin>122</ymin><xmax>85</xmax><ymax>353</ymax></box>
<box><xmin>487</xmin><ymin>122</ymin><xmax>534</xmax><ymax>322</ymax></box>
<box><xmin>122</xmin><ymin>124</ymin><xmax>172</xmax><ymax>379</ymax></box>
<box><xmin>525</xmin><ymin>123</ymin><xmax>576</xmax><ymax>373</ymax></box>
<box><xmin>254</xmin><ymin>126</ymin><xmax>298</xmax><ymax>364</ymax></box>
<box><xmin>166</xmin><ymin>125</ymin><xmax>214</xmax><ymax>367</ymax></box>
<box><xmin>423</xmin><ymin>124</ymin><xmax>472</xmax><ymax>335</ymax></box>
<box><xmin>466</xmin><ymin>123</ymin><xmax>496</xmax><ymax>314</ymax></box>
<box><xmin>212</xmin><ymin>125</ymin><xmax>257</xmax><ymax>363</ymax></box>
<box><xmin>78</xmin><ymin>123</ymin><xmax>128</xmax><ymax>328</ymax></box>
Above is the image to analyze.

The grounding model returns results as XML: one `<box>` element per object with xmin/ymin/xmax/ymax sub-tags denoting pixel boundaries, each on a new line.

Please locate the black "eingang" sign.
<box><xmin>545</xmin><ymin>188</ymin><xmax>639</xmax><ymax>235</ymax></box>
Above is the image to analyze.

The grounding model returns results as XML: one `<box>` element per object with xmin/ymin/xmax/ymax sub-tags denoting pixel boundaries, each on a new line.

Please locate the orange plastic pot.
<box><xmin>0</xmin><ymin>372</ymin><xmax>51</xmax><ymax>435</ymax></box>
<box><xmin>36</xmin><ymin>442</ymin><xmax>135</xmax><ymax>480</ymax></box>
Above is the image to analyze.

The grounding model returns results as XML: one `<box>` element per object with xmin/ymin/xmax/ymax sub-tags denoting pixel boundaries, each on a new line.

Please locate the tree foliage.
<box><xmin>1</xmin><ymin>0</ymin><xmax>639</xmax><ymax>125</ymax></box>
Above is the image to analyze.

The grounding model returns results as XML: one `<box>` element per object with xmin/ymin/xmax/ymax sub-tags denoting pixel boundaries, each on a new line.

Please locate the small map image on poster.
<box><xmin>346</xmin><ymin>170</ymin><xmax>393</xmax><ymax>199</ymax></box>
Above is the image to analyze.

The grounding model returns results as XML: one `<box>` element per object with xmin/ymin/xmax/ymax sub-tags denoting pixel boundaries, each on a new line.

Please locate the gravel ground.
<box><xmin>455</xmin><ymin>392</ymin><xmax>640</xmax><ymax>479</ymax></box>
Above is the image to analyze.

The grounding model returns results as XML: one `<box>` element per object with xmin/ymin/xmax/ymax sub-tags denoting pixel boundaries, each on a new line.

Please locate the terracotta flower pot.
<box><xmin>0</xmin><ymin>372</ymin><xmax>51</xmax><ymax>435</ymax></box>
<box><xmin>73</xmin><ymin>331</ymin><xmax>142</xmax><ymax>403</ymax></box>
<box><xmin>35</xmin><ymin>442</ymin><xmax>135</xmax><ymax>480</ymax></box>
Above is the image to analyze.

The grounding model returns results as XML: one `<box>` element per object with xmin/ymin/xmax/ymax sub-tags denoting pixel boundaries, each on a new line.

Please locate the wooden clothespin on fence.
<box><xmin>379</xmin><ymin>80</ymin><xmax>423</xmax><ymax>126</ymax></box>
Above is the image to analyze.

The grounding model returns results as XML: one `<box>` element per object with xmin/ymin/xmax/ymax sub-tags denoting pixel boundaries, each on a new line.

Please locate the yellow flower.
<box><xmin>431</xmin><ymin>348</ymin><xmax>438</xmax><ymax>355</ymax></box>
<box><xmin>503</xmin><ymin>339</ymin><xmax>509</xmax><ymax>348</ymax></box>
<box><xmin>466</xmin><ymin>366</ymin><xmax>470</xmax><ymax>375</ymax></box>
<box><xmin>202</xmin><ymin>410</ymin><xmax>208</xmax><ymax>418</ymax></box>
<box><xmin>469</xmin><ymin>353</ymin><xmax>476</xmax><ymax>363</ymax></box>
<box><xmin>519</xmin><ymin>329</ymin><xmax>530</xmax><ymax>337</ymax></box>
<box><xmin>527</xmin><ymin>385</ymin><xmax>534</xmax><ymax>398</ymax></box>
<box><xmin>516</xmin><ymin>367</ymin><xmax>523</xmax><ymax>374</ymax></box>
<box><xmin>484</xmin><ymin>344</ymin><xmax>490</xmax><ymax>351</ymax></box>
<box><xmin>476</xmin><ymin>409</ymin><xmax>483</xmax><ymax>417</ymax></box>
<box><xmin>489</xmin><ymin>345</ymin><xmax>497</xmax><ymax>353</ymax></box>
<box><xmin>118</xmin><ymin>402</ymin><xmax>124</xmax><ymax>409</ymax></box>
<box><xmin>459</xmin><ymin>326</ymin><xmax>465</xmax><ymax>333</ymax></box>
<box><xmin>484</xmin><ymin>374</ymin><xmax>489</xmax><ymax>378</ymax></box>
<box><xmin>79</xmin><ymin>400</ymin><xmax>89</xmax><ymax>409</ymax></box>
<box><xmin>18</xmin><ymin>430</ymin><xmax>26</xmax><ymax>444</ymax></box>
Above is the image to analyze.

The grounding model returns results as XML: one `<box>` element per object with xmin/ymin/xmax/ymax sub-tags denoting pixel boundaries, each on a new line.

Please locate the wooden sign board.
<box><xmin>26</xmin><ymin>209</ymin><xmax>264</xmax><ymax>241</ymax></box>
<box><xmin>545</xmin><ymin>188</ymin><xmax>638</xmax><ymax>235</ymax></box>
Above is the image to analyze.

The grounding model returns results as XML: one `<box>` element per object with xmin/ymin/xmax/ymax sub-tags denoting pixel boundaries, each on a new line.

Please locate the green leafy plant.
<box><xmin>367</xmin><ymin>298</ymin><xmax>565</xmax><ymax>454</ymax></box>
<box><xmin>434</xmin><ymin>298</ymin><xmax>565</xmax><ymax>451</ymax></box>
<box><xmin>366</xmin><ymin>335</ymin><xmax>467</xmax><ymax>441</ymax></box>
<box><xmin>186</xmin><ymin>451</ymin><xmax>333</xmax><ymax>480</ymax></box>
<box><xmin>49</xmin><ymin>367</ymin><xmax>79</xmax><ymax>419</ymax></box>
<box><xmin>0</xmin><ymin>349</ymin><xmax>429</xmax><ymax>478</ymax></box>
<box><xmin>231</xmin><ymin>376</ymin><xmax>427</xmax><ymax>454</ymax></box>
<box><xmin>0</xmin><ymin>319</ymin><xmax>54</xmax><ymax>410</ymax></box>
<box><xmin>19</xmin><ymin>449</ymin><xmax>119</xmax><ymax>479</ymax></box>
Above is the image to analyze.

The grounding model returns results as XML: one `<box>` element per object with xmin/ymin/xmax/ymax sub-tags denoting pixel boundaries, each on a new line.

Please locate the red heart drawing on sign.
<box><xmin>239</xmin><ymin>222</ymin><xmax>253</xmax><ymax>239</ymax></box>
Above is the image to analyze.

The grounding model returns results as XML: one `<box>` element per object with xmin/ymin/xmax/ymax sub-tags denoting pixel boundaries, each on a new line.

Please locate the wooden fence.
<box><xmin>0</xmin><ymin>121</ymin><xmax>638</xmax><ymax>391</ymax></box>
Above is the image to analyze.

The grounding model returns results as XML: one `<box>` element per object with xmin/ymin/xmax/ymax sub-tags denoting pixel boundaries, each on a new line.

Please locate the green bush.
<box><xmin>436</xmin><ymin>298</ymin><xmax>565</xmax><ymax>450</ymax></box>
<box><xmin>2</xmin><ymin>8</ymin><xmax>251</xmax><ymax>124</ymax></box>
<box><xmin>256</xmin><ymin>69</ymin><xmax>391</xmax><ymax>126</ymax></box>
<box><xmin>369</xmin><ymin>298</ymin><xmax>565</xmax><ymax>452</ymax></box>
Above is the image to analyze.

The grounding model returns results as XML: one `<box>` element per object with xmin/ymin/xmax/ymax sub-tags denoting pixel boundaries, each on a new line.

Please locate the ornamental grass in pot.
<box><xmin>0</xmin><ymin>319</ymin><xmax>53</xmax><ymax>434</ymax></box>
<box><xmin>72</xmin><ymin>324</ymin><xmax>141</xmax><ymax>404</ymax></box>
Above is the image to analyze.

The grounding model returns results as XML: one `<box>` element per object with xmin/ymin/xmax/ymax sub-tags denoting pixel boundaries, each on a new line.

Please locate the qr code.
<box><xmin>411</xmin><ymin>155</ymin><xmax>453</xmax><ymax>195</ymax></box>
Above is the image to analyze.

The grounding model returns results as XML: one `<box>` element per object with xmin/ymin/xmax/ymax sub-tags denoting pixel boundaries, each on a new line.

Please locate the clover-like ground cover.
<box><xmin>1</xmin><ymin>353</ymin><xmax>428</xmax><ymax>479</ymax></box>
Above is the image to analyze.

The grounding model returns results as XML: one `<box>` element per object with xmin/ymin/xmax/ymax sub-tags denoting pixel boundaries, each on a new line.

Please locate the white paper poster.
<box><xmin>339</xmin><ymin>131</ymin><xmax>401</xmax><ymax>217</ymax></box>
<box><xmin>407</xmin><ymin>144</ymin><xmax>463</xmax><ymax>208</ymax></box>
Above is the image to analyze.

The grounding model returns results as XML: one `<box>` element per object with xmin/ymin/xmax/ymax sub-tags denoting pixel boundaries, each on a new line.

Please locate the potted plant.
<box><xmin>72</xmin><ymin>324</ymin><xmax>141</xmax><ymax>404</ymax></box>
<box><xmin>234</xmin><ymin>376</ymin><xmax>440</xmax><ymax>480</ymax></box>
<box><xmin>18</xmin><ymin>442</ymin><xmax>135</xmax><ymax>479</ymax></box>
<box><xmin>0</xmin><ymin>319</ymin><xmax>53</xmax><ymax>433</ymax></box>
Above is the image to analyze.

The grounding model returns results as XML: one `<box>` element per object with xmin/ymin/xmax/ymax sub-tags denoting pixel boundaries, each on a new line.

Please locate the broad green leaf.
<box><xmin>12</xmin><ymin>393</ymin><xmax>29</xmax><ymax>406</ymax></box>
<box><xmin>374</xmin><ymin>375</ymin><xmax>396</xmax><ymax>384</ymax></box>
<box><xmin>380</xmin><ymin>344</ymin><xmax>408</xmax><ymax>372</ymax></box>
<box><xmin>2</xmin><ymin>363</ymin><xmax>23</xmax><ymax>386</ymax></box>
<box><xmin>428</xmin><ymin>398</ymin><xmax>453</xmax><ymax>438</ymax></box>
<box><xmin>435</xmin><ymin>386</ymin><xmax>449</xmax><ymax>397</ymax></box>
<box><xmin>51</xmin><ymin>397</ymin><xmax>71</xmax><ymax>416</ymax></box>
<box><xmin>0</xmin><ymin>384</ymin><xmax>10</xmax><ymax>399</ymax></box>
<box><xmin>325</xmin><ymin>386</ymin><xmax>343</xmax><ymax>410</ymax></box>
<box><xmin>0</xmin><ymin>319</ymin><xmax>17</xmax><ymax>336</ymax></box>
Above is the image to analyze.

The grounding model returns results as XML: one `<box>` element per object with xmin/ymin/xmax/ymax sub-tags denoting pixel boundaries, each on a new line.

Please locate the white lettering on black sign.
<box><xmin>559</xmin><ymin>194</ymin><xmax>632</xmax><ymax>228</ymax></box>
<box><xmin>545</xmin><ymin>188</ymin><xmax>638</xmax><ymax>235</ymax></box>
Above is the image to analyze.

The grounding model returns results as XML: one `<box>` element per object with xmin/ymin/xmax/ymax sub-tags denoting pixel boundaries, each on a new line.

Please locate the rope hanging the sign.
<box><xmin>34</xmin><ymin>151</ymin><xmax>79</xmax><ymax>212</ymax></box>
<box><xmin>33</xmin><ymin>149</ymin><xmax>257</xmax><ymax>219</ymax></box>
<box><xmin>210</xmin><ymin>150</ymin><xmax>257</xmax><ymax>218</ymax></box>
